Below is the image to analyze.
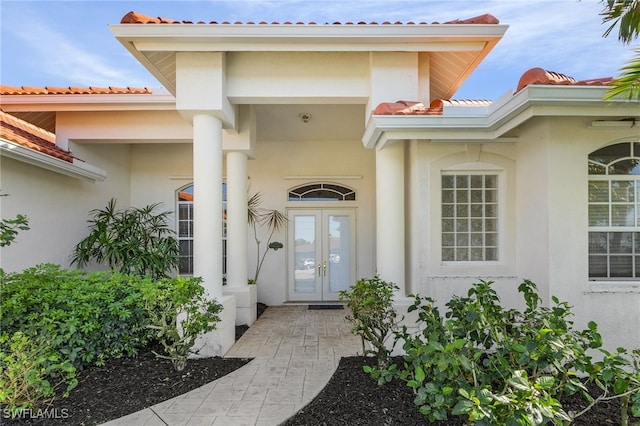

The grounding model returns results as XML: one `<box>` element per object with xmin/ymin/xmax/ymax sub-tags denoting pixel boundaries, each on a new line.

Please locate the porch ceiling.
<box><xmin>254</xmin><ymin>104</ymin><xmax>365</xmax><ymax>141</ymax></box>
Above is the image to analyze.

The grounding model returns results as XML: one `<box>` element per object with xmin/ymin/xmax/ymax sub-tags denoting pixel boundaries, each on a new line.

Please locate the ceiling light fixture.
<box><xmin>299</xmin><ymin>113</ymin><xmax>312</xmax><ymax>123</ymax></box>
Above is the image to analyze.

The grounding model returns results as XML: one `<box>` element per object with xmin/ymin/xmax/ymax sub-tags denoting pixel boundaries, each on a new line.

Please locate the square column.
<box><xmin>224</xmin><ymin>151</ymin><xmax>257</xmax><ymax>326</ymax></box>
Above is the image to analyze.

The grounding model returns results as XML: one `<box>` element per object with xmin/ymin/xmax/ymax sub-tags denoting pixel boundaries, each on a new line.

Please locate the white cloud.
<box><xmin>3</xmin><ymin>7</ymin><xmax>152</xmax><ymax>87</ymax></box>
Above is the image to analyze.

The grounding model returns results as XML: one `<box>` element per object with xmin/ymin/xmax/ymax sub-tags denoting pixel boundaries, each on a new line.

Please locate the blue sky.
<box><xmin>0</xmin><ymin>0</ymin><xmax>635</xmax><ymax>100</ymax></box>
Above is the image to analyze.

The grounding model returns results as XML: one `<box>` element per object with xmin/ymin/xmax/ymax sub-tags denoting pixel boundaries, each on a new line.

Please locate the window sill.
<box><xmin>586</xmin><ymin>281</ymin><xmax>640</xmax><ymax>294</ymax></box>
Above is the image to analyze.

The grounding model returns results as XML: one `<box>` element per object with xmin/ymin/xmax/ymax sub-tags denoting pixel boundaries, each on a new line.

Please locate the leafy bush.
<box><xmin>0</xmin><ymin>191</ymin><xmax>30</xmax><ymax>248</ymax></box>
<box><xmin>339</xmin><ymin>276</ymin><xmax>400</xmax><ymax>369</ymax></box>
<box><xmin>70</xmin><ymin>198</ymin><xmax>180</xmax><ymax>279</ymax></box>
<box><xmin>358</xmin><ymin>279</ymin><xmax>640</xmax><ymax>425</ymax></box>
<box><xmin>0</xmin><ymin>332</ymin><xmax>77</xmax><ymax>416</ymax></box>
<box><xmin>142</xmin><ymin>277</ymin><xmax>222</xmax><ymax>371</ymax></box>
<box><xmin>0</xmin><ymin>264</ymin><xmax>155</xmax><ymax>369</ymax></box>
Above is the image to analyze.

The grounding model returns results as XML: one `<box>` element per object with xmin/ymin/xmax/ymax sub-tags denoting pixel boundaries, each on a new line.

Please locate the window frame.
<box><xmin>440</xmin><ymin>171</ymin><xmax>501</xmax><ymax>264</ymax></box>
<box><xmin>588</xmin><ymin>142</ymin><xmax>640</xmax><ymax>281</ymax></box>
<box><xmin>175</xmin><ymin>183</ymin><xmax>227</xmax><ymax>277</ymax></box>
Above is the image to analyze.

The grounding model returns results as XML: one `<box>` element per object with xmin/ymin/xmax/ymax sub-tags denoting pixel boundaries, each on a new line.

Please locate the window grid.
<box><xmin>177</xmin><ymin>184</ymin><xmax>227</xmax><ymax>276</ymax></box>
<box><xmin>588</xmin><ymin>142</ymin><xmax>640</xmax><ymax>280</ymax></box>
<box><xmin>441</xmin><ymin>174</ymin><xmax>498</xmax><ymax>262</ymax></box>
<box><xmin>289</xmin><ymin>183</ymin><xmax>356</xmax><ymax>201</ymax></box>
<box><xmin>589</xmin><ymin>232</ymin><xmax>640</xmax><ymax>278</ymax></box>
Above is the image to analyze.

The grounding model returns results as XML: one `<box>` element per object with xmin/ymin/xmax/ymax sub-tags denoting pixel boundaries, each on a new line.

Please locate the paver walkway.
<box><xmin>102</xmin><ymin>305</ymin><xmax>362</xmax><ymax>426</ymax></box>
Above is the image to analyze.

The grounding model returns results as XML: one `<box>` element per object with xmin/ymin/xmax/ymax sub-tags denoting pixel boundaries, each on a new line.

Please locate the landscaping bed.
<box><xmin>2</xmin><ymin>343</ymin><xmax>250</xmax><ymax>425</ymax></box>
<box><xmin>3</xmin><ymin>352</ymin><xmax>632</xmax><ymax>425</ymax></box>
<box><xmin>284</xmin><ymin>356</ymin><xmax>634</xmax><ymax>426</ymax></box>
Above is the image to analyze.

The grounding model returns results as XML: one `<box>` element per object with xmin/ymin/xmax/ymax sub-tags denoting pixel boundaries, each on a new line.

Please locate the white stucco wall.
<box><xmin>0</xmin><ymin>144</ymin><xmax>131</xmax><ymax>272</ymax></box>
<box><xmin>545</xmin><ymin>116</ymin><xmax>640</xmax><ymax>351</ymax></box>
<box><xmin>407</xmin><ymin>116</ymin><xmax>640</xmax><ymax>351</ymax></box>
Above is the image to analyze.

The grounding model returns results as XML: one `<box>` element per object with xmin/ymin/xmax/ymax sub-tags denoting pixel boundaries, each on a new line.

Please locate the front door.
<box><xmin>288</xmin><ymin>209</ymin><xmax>356</xmax><ymax>301</ymax></box>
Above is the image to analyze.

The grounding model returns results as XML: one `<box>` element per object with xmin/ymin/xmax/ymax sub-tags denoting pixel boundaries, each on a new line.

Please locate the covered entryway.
<box><xmin>288</xmin><ymin>208</ymin><xmax>356</xmax><ymax>301</ymax></box>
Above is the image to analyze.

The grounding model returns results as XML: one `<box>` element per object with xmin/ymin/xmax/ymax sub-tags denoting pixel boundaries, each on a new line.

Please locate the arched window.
<box><xmin>288</xmin><ymin>183</ymin><xmax>356</xmax><ymax>201</ymax></box>
<box><xmin>588</xmin><ymin>142</ymin><xmax>640</xmax><ymax>279</ymax></box>
<box><xmin>176</xmin><ymin>183</ymin><xmax>227</xmax><ymax>275</ymax></box>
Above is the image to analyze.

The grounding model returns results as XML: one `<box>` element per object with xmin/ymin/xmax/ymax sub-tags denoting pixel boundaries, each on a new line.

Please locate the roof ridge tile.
<box><xmin>120</xmin><ymin>11</ymin><xmax>500</xmax><ymax>26</ymax></box>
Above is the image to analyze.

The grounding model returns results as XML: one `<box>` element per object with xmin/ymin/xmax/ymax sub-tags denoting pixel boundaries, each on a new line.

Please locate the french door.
<box><xmin>287</xmin><ymin>209</ymin><xmax>356</xmax><ymax>301</ymax></box>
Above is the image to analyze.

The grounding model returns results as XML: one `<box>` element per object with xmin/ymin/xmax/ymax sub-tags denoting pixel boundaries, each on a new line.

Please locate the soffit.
<box><xmin>111</xmin><ymin>15</ymin><xmax>507</xmax><ymax>96</ymax></box>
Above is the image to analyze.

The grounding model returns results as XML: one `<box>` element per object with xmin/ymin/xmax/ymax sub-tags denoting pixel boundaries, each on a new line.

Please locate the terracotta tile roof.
<box><xmin>373</xmin><ymin>100</ymin><xmax>444</xmax><ymax>115</ymax></box>
<box><xmin>0</xmin><ymin>85</ymin><xmax>153</xmax><ymax>95</ymax></box>
<box><xmin>516</xmin><ymin>67</ymin><xmax>612</xmax><ymax>92</ymax></box>
<box><xmin>120</xmin><ymin>11</ymin><xmax>499</xmax><ymax>26</ymax></box>
<box><xmin>0</xmin><ymin>110</ymin><xmax>73</xmax><ymax>162</ymax></box>
<box><xmin>375</xmin><ymin>67</ymin><xmax>613</xmax><ymax>116</ymax></box>
<box><xmin>372</xmin><ymin>99</ymin><xmax>491</xmax><ymax>115</ymax></box>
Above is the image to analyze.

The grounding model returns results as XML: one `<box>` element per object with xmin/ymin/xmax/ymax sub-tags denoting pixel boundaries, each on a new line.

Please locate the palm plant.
<box><xmin>247</xmin><ymin>192</ymin><xmax>287</xmax><ymax>284</ymax></box>
<box><xmin>599</xmin><ymin>0</ymin><xmax>640</xmax><ymax>100</ymax></box>
<box><xmin>70</xmin><ymin>198</ymin><xmax>180</xmax><ymax>279</ymax></box>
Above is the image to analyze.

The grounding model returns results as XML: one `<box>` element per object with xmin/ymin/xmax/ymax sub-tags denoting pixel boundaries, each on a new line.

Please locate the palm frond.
<box><xmin>605</xmin><ymin>49</ymin><xmax>640</xmax><ymax>100</ymax></box>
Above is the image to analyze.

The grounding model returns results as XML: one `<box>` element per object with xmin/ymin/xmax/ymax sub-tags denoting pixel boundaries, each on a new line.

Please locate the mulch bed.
<box><xmin>283</xmin><ymin>356</ymin><xmax>635</xmax><ymax>426</ymax></box>
<box><xmin>1</xmin><ymin>344</ymin><xmax>251</xmax><ymax>425</ymax></box>
<box><xmin>3</xmin><ymin>301</ymin><xmax>636</xmax><ymax>425</ymax></box>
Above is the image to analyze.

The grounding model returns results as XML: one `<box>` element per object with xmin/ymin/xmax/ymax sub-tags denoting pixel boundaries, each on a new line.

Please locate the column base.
<box><xmin>224</xmin><ymin>285</ymin><xmax>257</xmax><ymax>326</ymax></box>
<box><xmin>391</xmin><ymin>297</ymin><xmax>421</xmax><ymax>356</ymax></box>
<box><xmin>189</xmin><ymin>295</ymin><xmax>236</xmax><ymax>358</ymax></box>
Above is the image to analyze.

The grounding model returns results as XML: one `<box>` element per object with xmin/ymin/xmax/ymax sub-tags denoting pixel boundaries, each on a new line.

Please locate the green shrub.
<box><xmin>0</xmin><ymin>332</ymin><xmax>77</xmax><ymax>416</ymax></box>
<box><xmin>339</xmin><ymin>276</ymin><xmax>400</xmax><ymax>370</ymax></box>
<box><xmin>70</xmin><ymin>198</ymin><xmax>180</xmax><ymax>279</ymax></box>
<box><xmin>142</xmin><ymin>277</ymin><xmax>222</xmax><ymax>371</ymax></box>
<box><xmin>0</xmin><ymin>264</ymin><xmax>155</xmax><ymax>368</ymax></box>
<box><xmin>363</xmin><ymin>280</ymin><xmax>640</xmax><ymax>425</ymax></box>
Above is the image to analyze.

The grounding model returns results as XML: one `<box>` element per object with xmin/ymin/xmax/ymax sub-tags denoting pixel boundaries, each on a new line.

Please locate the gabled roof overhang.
<box><xmin>363</xmin><ymin>86</ymin><xmax>640</xmax><ymax>149</ymax></box>
<box><xmin>109</xmin><ymin>22</ymin><xmax>508</xmax><ymax>97</ymax></box>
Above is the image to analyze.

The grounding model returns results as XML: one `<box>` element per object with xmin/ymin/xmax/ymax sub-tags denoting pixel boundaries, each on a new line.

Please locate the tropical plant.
<box><xmin>142</xmin><ymin>277</ymin><xmax>222</xmax><ymax>371</ymax></box>
<box><xmin>70</xmin><ymin>198</ymin><xmax>180</xmax><ymax>279</ymax></box>
<box><xmin>0</xmin><ymin>332</ymin><xmax>77</xmax><ymax>415</ymax></box>
<box><xmin>339</xmin><ymin>276</ymin><xmax>400</xmax><ymax>371</ymax></box>
<box><xmin>0</xmin><ymin>264</ymin><xmax>155</xmax><ymax>368</ymax></box>
<box><xmin>0</xmin><ymin>191</ymin><xmax>29</xmax><ymax>248</ymax></box>
<box><xmin>599</xmin><ymin>0</ymin><xmax>640</xmax><ymax>100</ymax></box>
<box><xmin>247</xmin><ymin>192</ymin><xmax>287</xmax><ymax>284</ymax></box>
<box><xmin>358</xmin><ymin>280</ymin><xmax>640</xmax><ymax>425</ymax></box>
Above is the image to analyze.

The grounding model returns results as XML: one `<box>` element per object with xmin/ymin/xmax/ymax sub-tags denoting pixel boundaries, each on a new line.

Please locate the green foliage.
<box><xmin>605</xmin><ymin>48</ymin><xmax>640</xmax><ymax>101</ymax></box>
<box><xmin>599</xmin><ymin>0</ymin><xmax>640</xmax><ymax>43</ymax></box>
<box><xmin>248</xmin><ymin>192</ymin><xmax>287</xmax><ymax>284</ymax></box>
<box><xmin>0</xmin><ymin>332</ymin><xmax>77</xmax><ymax>415</ymax></box>
<box><xmin>0</xmin><ymin>264</ymin><xmax>155</xmax><ymax>369</ymax></box>
<box><xmin>0</xmin><ymin>191</ymin><xmax>29</xmax><ymax>248</ymax></box>
<box><xmin>0</xmin><ymin>214</ymin><xmax>30</xmax><ymax>248</ymax></box>
<box><xmin>580</xmin><ymin>347</ymin><xmax>640</xmax><ymax>425</ymax></box>
<box><xmin>339</xmin><ymin>276</ymin><xmax>400</xmax><ymax>371</ymax></box>
<box><xmin>354</xmin><ymin>279</ymin><xmax>639</xmax><ymax>425</ymax></box>
<box><xmin>142</xmin><ymin>277</ymin><xmax>222</xmax><ymax>371</ymax></box>
<box><xmin>70</xmin><ymin>198</ymin><xmax>180</xmax><ymax>279</ymax></box>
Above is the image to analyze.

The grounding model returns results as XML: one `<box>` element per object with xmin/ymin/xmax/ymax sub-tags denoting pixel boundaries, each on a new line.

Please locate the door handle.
<box><xmin>323</xmin><ymin>260</ymin><xmax>327</xmax><ymax>277</ymax></box>
<box><xmin>317</xmin><ymin>261</ymin><xmax>322</xmax><ymax>277</ymax></box>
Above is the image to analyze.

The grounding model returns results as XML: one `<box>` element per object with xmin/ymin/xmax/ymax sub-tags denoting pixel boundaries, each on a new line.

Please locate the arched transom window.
<box><xmin>288</xmin><ymin>183</ymin><xmax>356</xmax><ymax>201</ymax></box>
<box><xmin>588</xmin><ymin>142</ymin><xmax>640</xmax><ymax>279</ymax></box>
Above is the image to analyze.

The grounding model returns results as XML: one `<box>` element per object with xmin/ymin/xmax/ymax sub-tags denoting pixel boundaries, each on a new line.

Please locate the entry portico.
<box><xmin>108</xmin><ymin>12</ymin><xmax>506</xmax><ymax>354</ymax></box>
